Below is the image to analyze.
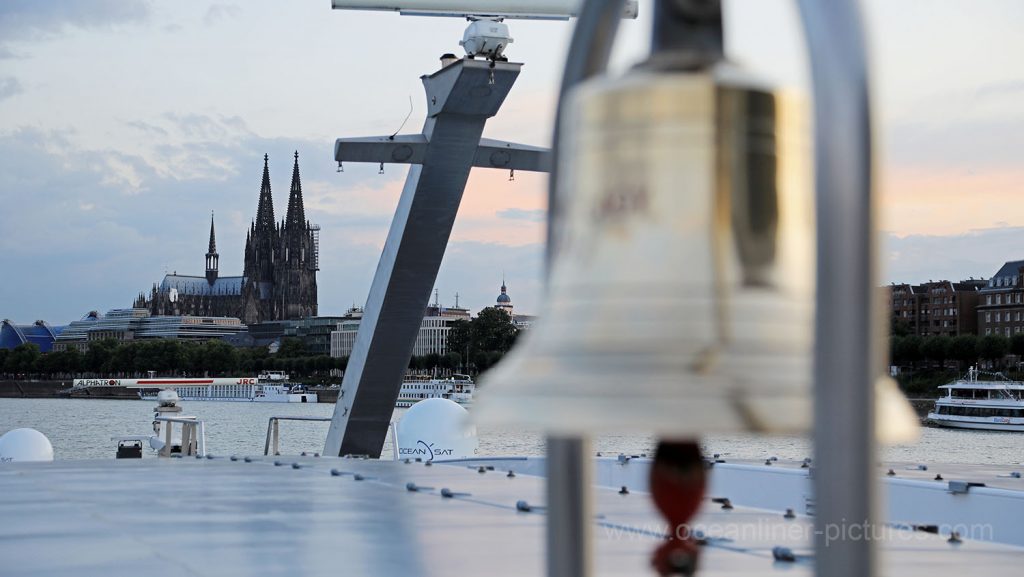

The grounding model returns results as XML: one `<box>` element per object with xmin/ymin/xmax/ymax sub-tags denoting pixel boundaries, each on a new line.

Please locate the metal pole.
<box><xmin>546</xmin><ymin>436</ymin><xmax>592</xmax><ymax>577</ymax></box>
<box><xmin>795</xmin><ymin>2</ymin><xmax>879</xmax><ymax>576</ymax></box>
<box><xmin>546</xmin><ymin>0</ymin><xmax>627</xmax><ymax>269</ymax></box>
<box><xmin>544</xmin><ymin>3</ymin><xmax>625</xmax><ymax>576</ymax></box>
<box><xmin>197</xmin><ymin>421</ymin><xmax>206</xmax><ymax>457</ymax></box>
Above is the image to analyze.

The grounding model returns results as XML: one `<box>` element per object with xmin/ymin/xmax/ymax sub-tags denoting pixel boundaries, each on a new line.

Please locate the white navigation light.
<box><xmin>0</xmin><ymin>428</ymin><xmax>55</xmax><ymax>463</ymax></box>
<box><xmin>396</xmin><ymin>398</ymin><xmax>477</xmax><ymax>461</ymax></box>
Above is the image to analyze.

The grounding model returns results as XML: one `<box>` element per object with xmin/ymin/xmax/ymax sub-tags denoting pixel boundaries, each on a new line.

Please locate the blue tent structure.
<box><xmin>0</xmin><ymin>320</ymin><xmax>66</xmax><ymax>353</ymax></box>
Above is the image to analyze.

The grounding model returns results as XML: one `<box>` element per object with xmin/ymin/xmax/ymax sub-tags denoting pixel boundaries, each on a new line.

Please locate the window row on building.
<box><xmin>887</xmin><ymin>259</ymin><xmax>1024</xmax><ymax>339</ymax></box>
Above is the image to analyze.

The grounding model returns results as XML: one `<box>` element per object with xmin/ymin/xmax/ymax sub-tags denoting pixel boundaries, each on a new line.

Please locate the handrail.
<box><xmin>154</xmin><ymin>416</ymin><xmax>206</xmax><ymax>458</ymax></box>
<box><xmin>264</xmin><ymin>416</ymin><xmax>333</xmax><ymax>456</ymax></box>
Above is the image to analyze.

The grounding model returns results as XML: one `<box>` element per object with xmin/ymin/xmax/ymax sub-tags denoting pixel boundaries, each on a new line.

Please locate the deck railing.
<box><xmin>264</xmin><ymin>416</ymin><xmax>332</xmax><ymax>456</ymax></box>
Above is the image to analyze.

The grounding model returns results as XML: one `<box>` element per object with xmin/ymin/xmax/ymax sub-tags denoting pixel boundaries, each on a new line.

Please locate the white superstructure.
<box><xmin>928</xmin><ymin>367</ymin><xmax>1024</xmax><ymax>431</ymax></box>
<box><xmin>397</xmin><ymin>374</ymin><xmax>475</xmax><ymax>408</ymax></box>
<box><xmin>76</xmin><ymin>374</ymin><xmax>317</xmax><ymax>404</ymax></box>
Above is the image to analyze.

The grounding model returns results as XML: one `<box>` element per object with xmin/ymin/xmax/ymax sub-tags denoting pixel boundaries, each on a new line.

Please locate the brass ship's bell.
<box><xmin>476</xmin><ymin>64</ymin><xmax>918</xmax><ymax>441</ymax></box>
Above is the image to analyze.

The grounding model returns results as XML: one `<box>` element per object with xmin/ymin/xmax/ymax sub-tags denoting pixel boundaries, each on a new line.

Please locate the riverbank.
<box><xmin>0</xmin><ymin>380</ymin><xmax>340</xmax><ymax>403</ymax></box>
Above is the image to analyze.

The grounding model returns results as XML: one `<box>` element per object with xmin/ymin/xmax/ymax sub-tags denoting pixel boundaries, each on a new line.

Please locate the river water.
<box><xmin>1</xmin><ymin>398</ymin><xmax>1022</xmax><ymax>464</ymax></box>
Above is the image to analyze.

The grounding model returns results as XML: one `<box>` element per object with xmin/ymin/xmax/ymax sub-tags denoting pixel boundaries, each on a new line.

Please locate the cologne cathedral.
<box><xmin>134</xmin><ymin>152</ymin><xmax>319</xmax><ymax>324</ymax></box>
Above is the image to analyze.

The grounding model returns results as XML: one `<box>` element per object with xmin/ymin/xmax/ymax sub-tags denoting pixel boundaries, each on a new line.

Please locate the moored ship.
<box><xmin>72</xmin><ymin>373</ymin><xmax>317</xmax><ymax>403</ymax></box>
<box><xmin>928</xmin><ymin>367</ymin><xmax>1024</xmax><ymax>431</ymax></box>
<box><xmin>396</xmin><ymin>374</ymin><xmax>475</xmax><ymax>408</ymax></box>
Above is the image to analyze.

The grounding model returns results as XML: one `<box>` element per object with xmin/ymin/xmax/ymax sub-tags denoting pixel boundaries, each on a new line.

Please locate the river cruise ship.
<box><xmin>928</xmin><ymin>367</ymin><xmax>1024</xmax><ymax>431</ymax></box>
<box><xmin>73</xmin><ymin>373</ymin><xmax>316</xmax><ymax>403</ymax></box>
<box><xmin>396</xmin><ymin>374</ymin><xmax>475</xmax><ymax>408</ymax></box>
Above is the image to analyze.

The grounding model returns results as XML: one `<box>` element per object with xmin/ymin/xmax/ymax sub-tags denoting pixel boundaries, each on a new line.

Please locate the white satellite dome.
<box><xmin>0</xmin><ymin>428</ymin><xmax>54</xmax><ymax>463</ymax></box>
<box><xmin>396</xmin><ymin>398</ymin><xmax>478</xmax><ymax>461</ymax></box>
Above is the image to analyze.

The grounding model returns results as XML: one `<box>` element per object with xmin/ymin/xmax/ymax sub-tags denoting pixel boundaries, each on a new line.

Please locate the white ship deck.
<box><xmin>2</xmin><ymin>456</ymin><xmax>1022</xmax><ymax>576</ymax></box>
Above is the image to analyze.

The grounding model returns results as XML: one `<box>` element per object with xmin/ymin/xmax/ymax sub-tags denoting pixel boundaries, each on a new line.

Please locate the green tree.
<box><xmin>201</xmin><ymin>340</ymin><xmax>239</xmax><ymax>375</ymax></box>
<box><xmin>0</xmin><ymin>348</ymin><xmax>9</xmax><ymax>376</ymax></box>
<box><xmin>893</xmin><ymin>335</ymin><xmax>922</xmax><ymax>367</ymax></box>
<box><xmin>472</xmin><ymin>308</ymin><xmax>518</xmax><ymax>353</ymax></box>
<box><xmin>277</xmin><ymin>337</ymin><xmax>307</xmax><ymax>358</ymax></box>
<box><xmin>86</xmin><ymin>339</ymin><xmax>119</xmax><ymax>374</ymax></box>
<box><xmin>1011</xmin><ymin>333</ymin><xmax>1024</xmax><ymax>357</ymax></box>
<box><xmin>333</xmin><ymin>356</ymin><xmax>348</xmax><ymax>372</ymax></box>
<box><xmin>108</xmin><ymin>342</ymin><xmax>137</xmax><ymax>374</ymax></box>
<box><xmin>64</xmin><ymin>347</ymin><xmax>84</xmax><ymax>375</ymax></box>
<box><xmin>979</xmin><ymin>335</ymin><xmax>1010</xmax><ymax>366</ymax></box>
<box><xmin>446</xmin><ymin>320</ymin><xmax>473</xmax><ymax>365</ymax></box>
<box><xmin>949</xmin><ymin>334</ymin><xmax>979</xmax><ymax>370</ymax></box>
<box><xmin>921</xmin><ymin>335</ymin><xmax>952</xmax><ymax>368</ymax></box>
<box><xmin>890</xmin><ymin>317</ymin><xmax>912</xmax><ymax>337</ymax></box>
<box><xmin>442</xmin><ymin>352</ymin><xmax>461</xmax><ymax>371</ymax></box>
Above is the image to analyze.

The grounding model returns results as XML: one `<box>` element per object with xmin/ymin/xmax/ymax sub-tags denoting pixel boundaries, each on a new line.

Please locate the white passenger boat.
<box><xmin>128</xmin><ymin>373</ymin><xmax>316</xmax><ymax>404</ymax></box>
<box><xmin>396</xmin><ymin>374</ymin><xmax>475</xmax><ymax>408</ymax></box>
<box><xmin>927</xmin><ymin>367</ymin><xmax>1024</xmax><ymax>431</ymax></box>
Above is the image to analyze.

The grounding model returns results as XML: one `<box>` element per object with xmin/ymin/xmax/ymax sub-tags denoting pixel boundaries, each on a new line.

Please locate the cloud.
<box><xmin>0</xmin><ymin>122</ymin><xmax>547</xmax><ymax>324</ymax></box>
<box><xmin>884</xmin><ymin>117</ymin><xmax>1024</xmax><ymax>173</ymax></box>
<box><xmin>497</xmin><ymin>208</ymin><xmax>545</xmax><ymax>222</ymax></box>
<box><xmin>884</xmin><ymin>226</ymin><xmax>1024</xmax><ymax>284</ymax></box>
<box><xmin>123</xmin><ymin>119</ymin><xmax>168</xmax><ymax>136</ymax></box>
<box><xmin>0</xmin><ymin>76</ymin><xmax>22</xmax><ymax>101</ymax></box>
<box><xmin>204</xmin><ymin>4</ymin><xmax>242</xmax><ymax>26</ymax></box>
<box><xmin>0</xmin><ymin>0</ymin><xmax>150</xmax><ymax>56</ymax></box>
<box><xmin>976</xmin><ymin>79</ymin><xmax>1024</xmax><ymax>99</ymax></box>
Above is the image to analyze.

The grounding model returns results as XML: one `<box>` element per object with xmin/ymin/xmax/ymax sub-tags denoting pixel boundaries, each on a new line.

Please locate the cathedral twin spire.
<box><xmin>285</xmin><ymin>150</ymin><xmax>306</xmax><ymax>230</ymax></box>
<box><xmin>252</xmin><ymin>151</ymin><xmax>305</xmax><ymax>233</ymax></box>
<box><xmin>255</xmin><ymin>153</ymin><xmax>276</xmax><ymax>234</ymax></box>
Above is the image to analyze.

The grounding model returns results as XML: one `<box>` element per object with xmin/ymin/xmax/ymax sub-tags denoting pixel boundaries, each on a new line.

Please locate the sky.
<box><xmin>0</xmin><ymin>0</ymin><xmax>1022</xmax><ymax>324</ymax></box>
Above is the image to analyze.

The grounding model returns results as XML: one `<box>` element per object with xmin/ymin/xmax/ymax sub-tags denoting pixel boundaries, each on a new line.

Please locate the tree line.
<box><xmin>0</xmin><ymin>338</ymin><xmax>346</xmax><ymax>382</ymax></box>
<box><xmin>1</xmin><ymin>307</ymin><xmax>522</xmax><ymax>381</ymax></box>
<box><xmin>890</xmin><ymin>333</ymin><xmax>1024</xmax><ymax>370</ymax></box>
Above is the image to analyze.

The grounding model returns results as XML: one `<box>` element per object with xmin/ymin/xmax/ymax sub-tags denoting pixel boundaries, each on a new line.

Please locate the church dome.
<box><xmin>496</xmin><ymin>281</ymin><xmax>512</xmax><ymax>305</ymax></box>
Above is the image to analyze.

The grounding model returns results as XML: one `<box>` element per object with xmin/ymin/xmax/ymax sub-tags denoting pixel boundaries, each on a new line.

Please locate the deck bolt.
<box><xmin>507</xmin><ymin>470</ymin><xmax>515</xmax><ymax>478</ymax></box>
<box><xmin>354</xmin><ymin>473</ymin><xmax>365</xmax><ymax>481</ymax></box>
<box><xmin>935</xmin><ymin>474</ymin><xmax>943</xmax><ymax>481</ymax></box>
<box><xmin>230</xmin><ymin>456</ymin><xmax>239</xmax><ymax>462</ymax></box>
<box><xmin>784</xmin><ymin>508</ymin><xmax>796</xmax><ymax>519</ymax></box>
<box><xmin>292</xmin><ymin>463</ymin><xmax>302</xmax><ymax>470</ymax></box>
<box><xmin>516</xmin><ymin>500</ymin><xmax>532</xmax><ymax>512</ymax></box>
<box><xmin>948</xmin><ymin>531</ymin><xmax>962</xmax><ymax>544</ymax></box>
<box><xmin>772</xmin><ymin>546</ymin><xmax>796</xmax><ymax>562</ymax></box>
<box><xmin>244</xmin><ymin>456</ymin><xmax>253</xmax><ymax>463</ymax></box>
<box><xmin>478</xmin><ymin>466</ymin><xmax>486</xmax><ymax>474</ymax></box>
<box><xmin>619</xmin><ymin>486</ymin><xmax>629</xmax><ymax>495</ymax></box>
<box><xmin>274</xmin><ymin>461</ymin><xmax>285</xmax><ymax>466</ymax></box>
<box><xmin>887</xmin><ymin>469</ymin><xmax>896</xmax><ymax>476</ymax></box>
<box><xmin>330</xmin><ymin>469</ymin><xmax>343</xmax><ymax>476</ymax></box>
